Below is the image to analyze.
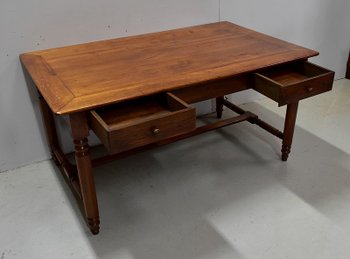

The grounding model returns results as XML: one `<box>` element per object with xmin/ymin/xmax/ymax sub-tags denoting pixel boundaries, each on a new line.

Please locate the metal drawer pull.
<box><xmin>307</xmin><ymin>87</ymin><xmax>313</xmax><ymax>92</ymax></box>
<box><xmin>152</xmin><ymin>128</ymin><xmax>160</xmax><ymax>134</ymax></box>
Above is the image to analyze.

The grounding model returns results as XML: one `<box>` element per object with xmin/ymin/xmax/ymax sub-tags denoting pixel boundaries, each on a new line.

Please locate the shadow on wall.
<box><xmin>21</xmin><ymin>63</ymin><xmax>51</xmax><ymax>154</ymax></box>
<box><xmin>0</xmin><ymin>59</ymin><xmax>49</xmax><ymax>172</ymax></box>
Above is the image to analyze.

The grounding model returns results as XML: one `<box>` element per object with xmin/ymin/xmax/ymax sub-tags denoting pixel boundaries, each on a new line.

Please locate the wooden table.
<box><xmin>20</xmin><ymin>22</ymin><xmax>334</xmax><ymax>234</ymax></box>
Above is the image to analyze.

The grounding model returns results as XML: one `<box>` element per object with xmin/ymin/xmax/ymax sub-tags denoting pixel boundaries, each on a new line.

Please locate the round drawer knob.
<box><xmin>307</xmin><ymin>87</ymin><xmax>313</xmax><ymax>92</ymax></box>
<box><xmin>152</xmin><ymin>128</ymin><xmax>160</xmax><ymax>135</ymax></box>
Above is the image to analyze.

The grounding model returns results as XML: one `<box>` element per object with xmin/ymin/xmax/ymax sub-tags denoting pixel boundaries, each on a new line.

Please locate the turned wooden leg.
<box><xmin>216</xmin><ymin>96</ymin><xmax>224</xmax><ymax>119</ymax></box>
<box><xmin>281</xmin><ymin>102</ymin><xmax>299</xmax><ymax>161</ymax></box>
<box><xmin>70</xmin><ymin>113</ymin><xmax>100</xmax><ymax>235</ymax></box>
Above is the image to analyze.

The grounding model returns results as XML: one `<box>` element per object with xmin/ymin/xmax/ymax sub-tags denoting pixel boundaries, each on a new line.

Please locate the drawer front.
<box><xmin>253</xmin><ymin>61</ymin><xmax>334</xmax><ymax>105</ymax></box>
<box><xmin>89</xmin><ymin>93</ymin><xmax>196</xmax><ymax>154</ymax></box>
<box><xmin>172</xmin><ymin>75</ymin><xmax>250</xmax><ymax>104</ymax></box>
<box><xmin>108</xmin><ymin>108</ymin><xmax>195</xmax><ymax>154</ymax></box>
<box><xmin>280</xmin><ymin>72</ymin><xmax>334</xmax><ymax>104</ymax></box>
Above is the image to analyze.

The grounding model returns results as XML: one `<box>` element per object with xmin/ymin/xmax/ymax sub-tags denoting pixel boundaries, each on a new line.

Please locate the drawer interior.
<box><xmin>253</xmin><ymin>61</ymin><xmax>334</xmax><ymax>105</ymax></box>
<box><xmin>256</xmin><ymin>61</ymin><xmax>330</xmax><ymax>86</ymax></box>
<box><xmin>89</xmin><ymin>92</ymin><xmax>196</xmax><ymax>154</ymax></box>
<box><xmin>91</xmin><ymin>93</ymin><xmax>191</xmax><ymax>130</ymax></box>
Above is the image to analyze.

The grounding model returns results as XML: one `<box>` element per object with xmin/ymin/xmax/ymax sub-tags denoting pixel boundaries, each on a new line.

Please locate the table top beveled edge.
<box><xmin>20</xmin><ymin>21</ymin><xmax>319</xmax><ymax>115</ymax></box>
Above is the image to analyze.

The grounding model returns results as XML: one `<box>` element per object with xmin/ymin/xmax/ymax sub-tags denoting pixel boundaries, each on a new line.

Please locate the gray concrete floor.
<box><xmin>1</xmin><ymin>79</ymin><xmax>350</xmax><ymax>259</ymax></box>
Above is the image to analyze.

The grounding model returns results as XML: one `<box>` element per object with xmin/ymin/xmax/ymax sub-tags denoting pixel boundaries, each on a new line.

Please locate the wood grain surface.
<box><xmin>20</xmin><ymin>22</ymin><xmax>318</xmax><ymax>114</ymax></box>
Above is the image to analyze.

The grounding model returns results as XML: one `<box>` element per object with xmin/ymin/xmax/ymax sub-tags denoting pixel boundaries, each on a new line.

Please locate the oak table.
<box><xmin>20</xmin><ymin>22</ymin><xmax>334</xmax><ymax>234</ymax></box>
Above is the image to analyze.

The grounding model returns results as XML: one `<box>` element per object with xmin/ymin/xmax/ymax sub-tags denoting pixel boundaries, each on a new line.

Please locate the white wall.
<box><xmin>0</xmin><ymin>0</ymin><xmax>219</xmax><ymax>172</ymax></box>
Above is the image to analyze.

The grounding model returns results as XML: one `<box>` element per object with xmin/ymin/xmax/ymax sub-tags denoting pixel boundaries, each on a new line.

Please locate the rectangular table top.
<box><xmin>20</xmin><ymin>22</ymin><xmax>318</xmax><ymax>114</ymax></box>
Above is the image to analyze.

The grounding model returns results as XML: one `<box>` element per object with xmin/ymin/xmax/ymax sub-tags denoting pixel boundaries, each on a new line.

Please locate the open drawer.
<box><xmin>253</xmin><ymin>61</ymin><xmax>334</xmax><ymax>106</ymax></box>
<box><xmin>89</xmin><ymin>93</ymin><xmax>196</xmax><ymax>154</ymax></box>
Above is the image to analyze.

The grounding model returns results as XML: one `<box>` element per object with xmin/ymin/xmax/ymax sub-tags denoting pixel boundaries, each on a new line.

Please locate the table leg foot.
<box><xmin>88</xmin><ymin>217</ymin><xmax>100</xmax><ymax>235</ymax></box>
<box><xmin>281</xmin><ymin>102</ymin><xmax>298</xmax><ymax>161</ymax></box>
<box><xmin>216</xmin><ymin>96</ymin><xmax>224</xmax><ymax>119</ymax></box>
<box><xmin>281</xmin><ymin>145</ymin><xmax>291</xmax><ymax>161</ymax></box>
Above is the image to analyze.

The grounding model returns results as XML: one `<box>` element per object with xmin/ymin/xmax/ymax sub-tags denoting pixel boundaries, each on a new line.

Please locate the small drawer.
<box><xmin>253</xmin><ymin>61</ymin><xmax>334</xmax><ymax>105</ymax></box>
<box><xmin>89</xmin><ymin>93</ymin><xmax>196</xmax><ymax>154</ymax></box>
